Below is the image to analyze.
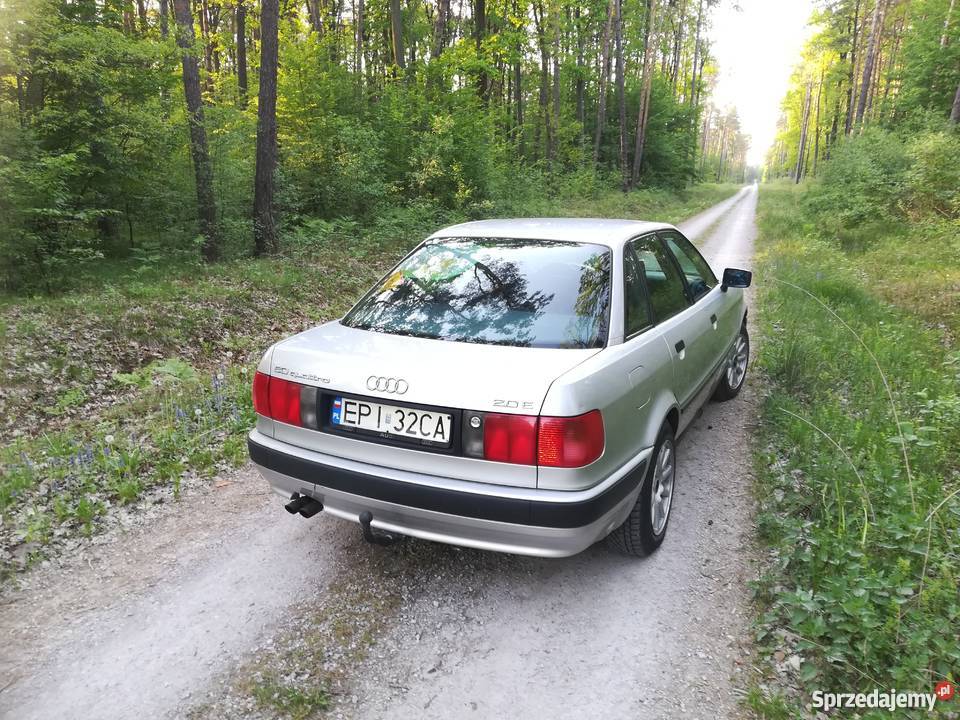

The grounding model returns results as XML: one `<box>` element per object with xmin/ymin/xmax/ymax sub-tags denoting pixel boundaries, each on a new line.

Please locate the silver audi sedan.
<box><xmin>248</xmin><ymin>219</ymin><xmax>751</xmax><ymax>557</ymax></box>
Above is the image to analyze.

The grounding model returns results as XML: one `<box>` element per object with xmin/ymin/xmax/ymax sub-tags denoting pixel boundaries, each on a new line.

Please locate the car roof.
<box><xmin>427</xmin><ymin>218</ymin><xmax>674</xmax><ymax>247</ymax></box>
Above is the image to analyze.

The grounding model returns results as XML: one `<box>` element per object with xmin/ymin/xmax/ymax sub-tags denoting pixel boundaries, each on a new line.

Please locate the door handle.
<box><xmin>710</xmin><ymin>313</ymin><xmax>717</xmax><ymax>324</ymax></box>
<box><xmin>675</xmin><ymin>340</ymin><xmax>685</xmax><ymax>354</ymax></box>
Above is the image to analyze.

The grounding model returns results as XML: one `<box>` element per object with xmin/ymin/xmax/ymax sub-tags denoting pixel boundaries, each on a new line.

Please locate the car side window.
<box><xmin>630</xmin><ymin>236</ymin><xmax>690</xmax><ymax>322</ymax></box>
<box><xmin>661</xmin><ymin>230</ymin><xmax>717</xmax><ymax>302</ymax></box>
<box><xmin>623</xmin><ymin>246</ymin><xmax>652</xmax><ymax>337</ymax></box>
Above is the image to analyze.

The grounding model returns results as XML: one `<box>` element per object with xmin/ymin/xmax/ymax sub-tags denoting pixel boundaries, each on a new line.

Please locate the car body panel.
<box><xmin>248</xmin><ymin>218</ymin><xmax>748</xmax><ymax>556</ymax></box>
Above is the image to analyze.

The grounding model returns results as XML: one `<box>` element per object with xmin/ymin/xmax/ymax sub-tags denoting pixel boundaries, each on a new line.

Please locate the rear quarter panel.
<box><xmin>537</xmin><ymin>328</ymin><xmax>677</xmax><ymax>491</ymax></box>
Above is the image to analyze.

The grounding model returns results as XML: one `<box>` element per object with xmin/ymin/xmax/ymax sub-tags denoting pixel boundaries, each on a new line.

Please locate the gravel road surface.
<box><xmin>0</xmin><ymin>184</ymin><xmax>761</xmax><ymax>720</ymax></box>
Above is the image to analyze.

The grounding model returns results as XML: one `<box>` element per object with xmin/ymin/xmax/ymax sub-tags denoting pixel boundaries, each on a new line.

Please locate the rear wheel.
<box><xmin>606</xmin><ymin>423</ymin><xmax>676</xmax><ymax>557</ymax></box>
<box><xmin>713</xmin><ymin>324</ymin><xmax>749</xmax><ymax>401</ymax></box>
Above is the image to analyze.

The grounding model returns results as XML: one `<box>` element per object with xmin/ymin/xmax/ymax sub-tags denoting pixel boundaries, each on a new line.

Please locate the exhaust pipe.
<box><xmin>285</xmin><ymin>493</ymin><xmax>324</xmax><ymax>518</ymax></box>
<box><xmin>298</xmin><ymin>499</ymin><xmax>324</xmax><ymax>518</ymax></box>
<box><xmin>285</xmin><ymin>494</ymin><xmax>308</xmax><ymax>514</ymax></box>
<box><xmin>358</xmin><ymin>511</ymin><xmax>403</xmax><ymax>546</ymax></box>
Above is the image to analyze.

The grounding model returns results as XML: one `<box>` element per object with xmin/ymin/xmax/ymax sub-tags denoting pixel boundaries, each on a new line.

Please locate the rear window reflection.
<box><xmin>342</xmin><ymin>238</ymin><xmax>612</xmax><ymax>349</ymax></box>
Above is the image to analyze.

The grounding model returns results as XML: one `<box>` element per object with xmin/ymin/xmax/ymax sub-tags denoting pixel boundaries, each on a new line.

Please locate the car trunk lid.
<box><xmin>271</xmin><ymin>321</ymin><xmax>600</xmax><ymax>413</ymax></box>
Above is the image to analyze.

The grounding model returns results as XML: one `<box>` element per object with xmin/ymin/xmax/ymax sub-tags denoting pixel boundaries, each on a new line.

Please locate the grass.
<box><xmin>250</xmin><ymin>679</ymin><xmax>330</xmax><ymax>719</ymax></box>
<box><xmin>0</xmin><ymin>182</ymin><xmax>739</xmax><ymax>579</ymax></box>
<box><xmin>751</xmin><ymin>183</ymin><xmax>959</xmax><ymax>709</ymax></box>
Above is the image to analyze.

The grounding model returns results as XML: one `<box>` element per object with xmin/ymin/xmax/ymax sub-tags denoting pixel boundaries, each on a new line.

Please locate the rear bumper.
<box><xmin>248</xmin><ymin>430</ymin><xmax>651</xmax><ymax>557</ymax></box>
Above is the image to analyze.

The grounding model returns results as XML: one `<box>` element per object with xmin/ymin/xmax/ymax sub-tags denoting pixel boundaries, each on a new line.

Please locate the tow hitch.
<box><xmin>285</xmin><ymin>493</ymin><xmax>324</xmax><ymax>518</ymax></box>
<box><xmin>358</xmin><ymin>510</ymin><xmax>403</xmax><ymax>546</ymax></box>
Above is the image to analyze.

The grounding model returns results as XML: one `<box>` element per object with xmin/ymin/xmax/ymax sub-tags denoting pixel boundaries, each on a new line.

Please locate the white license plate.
<box><xmin>331</xmin><ymin>396</ymin><xmax>453</xmax><ymax>445</ymax></box>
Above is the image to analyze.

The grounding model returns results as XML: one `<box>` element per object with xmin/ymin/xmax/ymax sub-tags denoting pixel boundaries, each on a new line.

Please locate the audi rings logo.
<box><xmin>366</xmin><ymin>375</ymin><xmax>409</xmax><ymax>394</ymax></box>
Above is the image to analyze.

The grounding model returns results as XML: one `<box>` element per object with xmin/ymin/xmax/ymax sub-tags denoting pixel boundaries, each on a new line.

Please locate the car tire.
<box><xmin>606</xmin><ymin>422</ymin><xmax>677</xmax><ymax>557</ymax></box>
<box><xmin>713</xmin><ymin>323</ymin><xmax>749</xmax><ymax>402</ymax></box>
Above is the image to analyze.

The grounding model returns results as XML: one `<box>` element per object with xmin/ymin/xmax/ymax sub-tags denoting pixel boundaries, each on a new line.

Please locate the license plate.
<box><xmin>331</xmin><ymin>397</ymin><xmax>453</xmax><ymax>445</ymax></box>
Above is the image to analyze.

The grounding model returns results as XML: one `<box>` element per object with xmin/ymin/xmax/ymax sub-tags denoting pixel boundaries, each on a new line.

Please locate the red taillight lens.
<box><xmin>483</xmin><ymin>413</ymin><xmax>538</xmax><ymax>465</ymax></box>
<box><xmin>268</xmin><ymin>377</ymin><xmax>303</xmax><ymax>425</ymax></box>
<box><xmin>252</xmin><ymin>371</ymin><xmax>303</xmax><ymax>426</ymax></box>
<box><xmin>478</xmin><ymin>410</ymin><xmax>604</xmax><ymax>467</ymax></box>
<box><xmin>537</xmin><ymin>410</ymin><xmax>604</xmax><ymax>468</ymax></box>
<box><xmin>253</xmin><ymin>371</ymin><xmax>271</xmax><ymax>415</ymax></box>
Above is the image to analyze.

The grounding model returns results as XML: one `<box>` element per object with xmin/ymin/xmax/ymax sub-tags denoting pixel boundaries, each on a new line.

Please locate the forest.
<box><xmin>748</xmin><ymin>0</ymin><xmax>959</xmax><ymax>710</ymax></box>
<box><xmin>0</xmin><ymin>0</ymin><xmax>751</xmax><ymax>290</ymax></box>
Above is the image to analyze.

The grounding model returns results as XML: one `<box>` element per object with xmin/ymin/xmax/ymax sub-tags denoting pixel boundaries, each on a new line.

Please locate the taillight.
<box><xmin>483</xmin><ymin>413</ymin><xmax>538</xmax><ymax>465</ymax></box>
<box><xmin>252</xmin><ymin>371</ymin><xmax>305</xmax><ymax>427</ymax></box>
<box><xmin>466</xmin><ymin>409</ymin><xmax>604</xmax><ymax>468</ymax></box>
<box><xmin>253</xmin><ymin>371</ymin><xmax>270</xmax><ymax>415</ymax></box>
<box><xmin>537</xmin><ymin>410</ymin><xmax>605</xmax><ymax>468</ymax></box>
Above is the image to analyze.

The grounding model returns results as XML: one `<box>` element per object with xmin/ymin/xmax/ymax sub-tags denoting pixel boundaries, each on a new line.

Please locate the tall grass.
<box><xmin>752</xmin><ymin>184</ymin><xmax>959</xmax><ymax>702</ymax></box>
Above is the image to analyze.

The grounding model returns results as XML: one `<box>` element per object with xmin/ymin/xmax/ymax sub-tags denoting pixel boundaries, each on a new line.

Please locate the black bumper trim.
<box><xmin>248</xmin><ymin>439</ymin><xmax>646</xmax><ymax>529</ymax></box>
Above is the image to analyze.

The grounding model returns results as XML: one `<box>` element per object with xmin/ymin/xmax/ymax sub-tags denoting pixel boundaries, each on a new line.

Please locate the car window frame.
<box><xmin>622</xmin><ymin>238</ymin><xmax>656</xmax><ymax>341</ymax></box>
<box><xmin>657</xmin><ymin>229</ymin><xmax>717</xmax><ymax>304</ymax></box>
<box><xmin>340</xmin><ymin>235</ymin><xmax>615</xmax><ymax>350</ymax></box>
<box><xmin>627</xmin><ymin>233</ymin><xmax>692</xmax><ymax>326</ymax></box>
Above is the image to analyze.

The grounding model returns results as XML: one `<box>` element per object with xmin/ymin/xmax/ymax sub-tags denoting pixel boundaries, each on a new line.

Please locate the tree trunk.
<box><xmin>356</xmin><ymin>0</ymin><xmax>365</xmax><ymax>83</ymax></box>
<box><xmin>614</xmin><ymin>0</ymin><xmax>627</xmax><ymax>190</ymax></box>
<box><xmin>592</xmin><ymin>0</ymin><xmax>615</xmax><ymax>165</ymax></box>
<box><xmin>160</xmin><ymin>0</ymin><xmax>169</xmax><ymax>37</ymax></box>
<box><xmin>433</xmin><ymin>0</ymin><xmax>450</xmax><ymax>57</ymax></box>
<box><xmin>476</xmin><ymin>0</ymin><xmax>489</xmax><ymax>100</ymax></box>
<box><xmin>689</xmin><ymin>0</ymin><xmax>703</xmax><ymax>104</ymax></box>
<box><xmin>236</xmin><ymin>0</ymin><xmax>248</xmax><ymax>107</ymax></box>
<box><xmin>136</xmin><ymin>0</ymin><xmax>148</xmax><ymax>33</ymax></box>
<box><xmin>715</xmin><ymin>120</ymin><xmax>726</xmax><ymax>182</ymax></box>
<box><xmin>533</xmin><ymin>0</ymin><xmax>552</xmax><ymax>162</ymax></box>
<box><xmin>812</xmin><ymin>71</ymin><xmax>823</xmax><ymax>176</ymax></box>
<box><xmin>699</xmin><ymin>107</ymin><xmax>710</xmax><ymax>174</ymax></box>
<box><xmin>951</xmin><ymin>80</ymin><xmax>960</xmax><ymax>123</ymax></box>
<box><xmin>551</xmin><ymin>6</ymin><xmax>560</xmax><ymax>132</ymax></box>
<box><xmin>253</xmin><ymin>0</ymin><xmax>280</xmax><ymax>255</ymax></box>
<box><xmin>630</xmin><ymin>0</ymin><xmax>658</xmax><ymax>187</ymax></box>
<box><xmin>172</xmin><ymin>0</ymin><xmax>220</xmax><ymax>261</ymax></box>
<box><xmin>513</xmin><ymin>0</ymin><xmax>523</xmax><ymax>154</ymax></box>
<box><xmin>575</xmin><ymin>3</ymin><xmax>585</xmax><ymax>127</ymax></box>
<box><xmin>307</xmin><ymin>0</ymin><xmax>322</xmax><ymax>33</ymax></box>
<box><xmin>795</xmin><ymin>82</ymin><xmax>812</xmax><ymax>183</ymax></box>
<box><xmin>943</xmin><ymin>0</ymin><xmax>955</xmax><ymax>48</ymax></box>
<box><xmin>390</xmin><ymin>0</ymin><xmax>405</xmax><ymax>69</ymax></box>
<box><xmin>855</xmin><ymin>0</ymin><xmax>887</xmax><ymax>126</ymax></box>
<box><xmin>669</xmin><ymin>0</ymin><xmax>685</xmax><ymax>91</ymax></box>
<box><xmin>844</xmin><ymin>0</ymin><xmax>861</xmax><ymax>135</ymax></box>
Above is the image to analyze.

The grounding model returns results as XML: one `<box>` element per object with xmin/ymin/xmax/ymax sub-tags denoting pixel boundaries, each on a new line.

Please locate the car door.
<box><xmin>628</xmin><ymin>235</ymin><xmax>703</xmax><ymax>411</ymax></box>
<box><xmin>659</xmin><ymin>229</ymin><xmax>729</xmax><ymax>377</ymax></box>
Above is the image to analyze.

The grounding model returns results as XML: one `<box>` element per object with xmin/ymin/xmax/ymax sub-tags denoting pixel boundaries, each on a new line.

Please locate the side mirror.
<box><xmin>721</xmin><ymin>268</ymin><xmax>752</xmax><ymax>291</ymax></box>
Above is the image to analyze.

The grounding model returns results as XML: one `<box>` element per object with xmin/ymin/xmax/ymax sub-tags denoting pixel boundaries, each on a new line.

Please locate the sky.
<box><xmin>709</xmin><ymin>0</ymin><xmax>820</xmax><ymax>165</ymax></box>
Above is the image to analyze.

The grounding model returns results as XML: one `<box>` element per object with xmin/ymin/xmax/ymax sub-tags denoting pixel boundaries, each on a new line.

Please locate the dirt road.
<box><xmin>0</xmin><ymin>185</ymin><xmax>760</xmax><ymax>720</ymax></box>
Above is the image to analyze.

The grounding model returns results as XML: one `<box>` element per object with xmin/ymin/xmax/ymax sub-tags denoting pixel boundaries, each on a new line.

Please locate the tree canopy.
<box><xmin>0</xmin><ymin>0</ymin><xmax>750</xmax><ymax>290</ymax></box>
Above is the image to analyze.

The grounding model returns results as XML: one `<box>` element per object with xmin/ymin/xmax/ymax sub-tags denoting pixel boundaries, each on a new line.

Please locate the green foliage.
<box><xmin>803</xmin><ymin>127</ymin><xmax>960</xmax><ymax>245</ymax></box>
<box><xmin>901</xmin><ymin>131</ymin><xmax>960</xmax><ymax>219</ymax></box>
<box><xmin>640</xmin><ymin>77</ymin><xmax>701</xmax><ymax>188</ymax></box>
<box><xmin>250</xmin><ymin>678</ymin><xmax>330</xmax><ymax>719</ymax></box>
<box><xmin>767</xmin><ymin>0</ymin><xmax>960</xmax><ymax>182</ymax></box>
<box><xmin>0</xmin><ymin>0</ymin><xmax>727</xmax><ymax>293</ymax></box>
<box><xmin>753</xmin><ymin>184</ymin><xmax>960</xmax><ymax>699</ymax></box>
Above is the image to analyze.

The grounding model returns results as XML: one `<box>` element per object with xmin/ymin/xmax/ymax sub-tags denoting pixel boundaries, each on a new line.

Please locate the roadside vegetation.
<box><xmin>750</xmin><ymin>0</ymin><xmax>959</xmax><ymax>709</ymax></box>
<box><xmin>751</xmin><ymin>152</ymin><xmax>959</xmax><ymax>708</ymax></box>
<box><xmin>0</xmin><ymin>181</ymin><xmax>737</xmax><ymax>579</ymax></box>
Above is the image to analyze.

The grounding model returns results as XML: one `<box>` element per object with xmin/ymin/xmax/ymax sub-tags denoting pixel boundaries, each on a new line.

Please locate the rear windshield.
<box><xmin>341</xmin><ymin>237</ymin><xmax>611</xmax><ymax>349</ymax></box>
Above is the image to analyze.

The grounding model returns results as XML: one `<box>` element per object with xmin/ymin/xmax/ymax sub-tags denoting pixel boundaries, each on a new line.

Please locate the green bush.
<box><xmin>902</xmin><ymin>131</ymin><xmax>960</xmax><ymax>219</ymax></box>
<box><xmin>802</xmin><ymin>126</ymin><xmax>960</xmax><ymax>247</ymax></box>
<box><xmin>803</xmin><ymin>127</ymin><xmax>910</xmax><ymax>239</ymax></box>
